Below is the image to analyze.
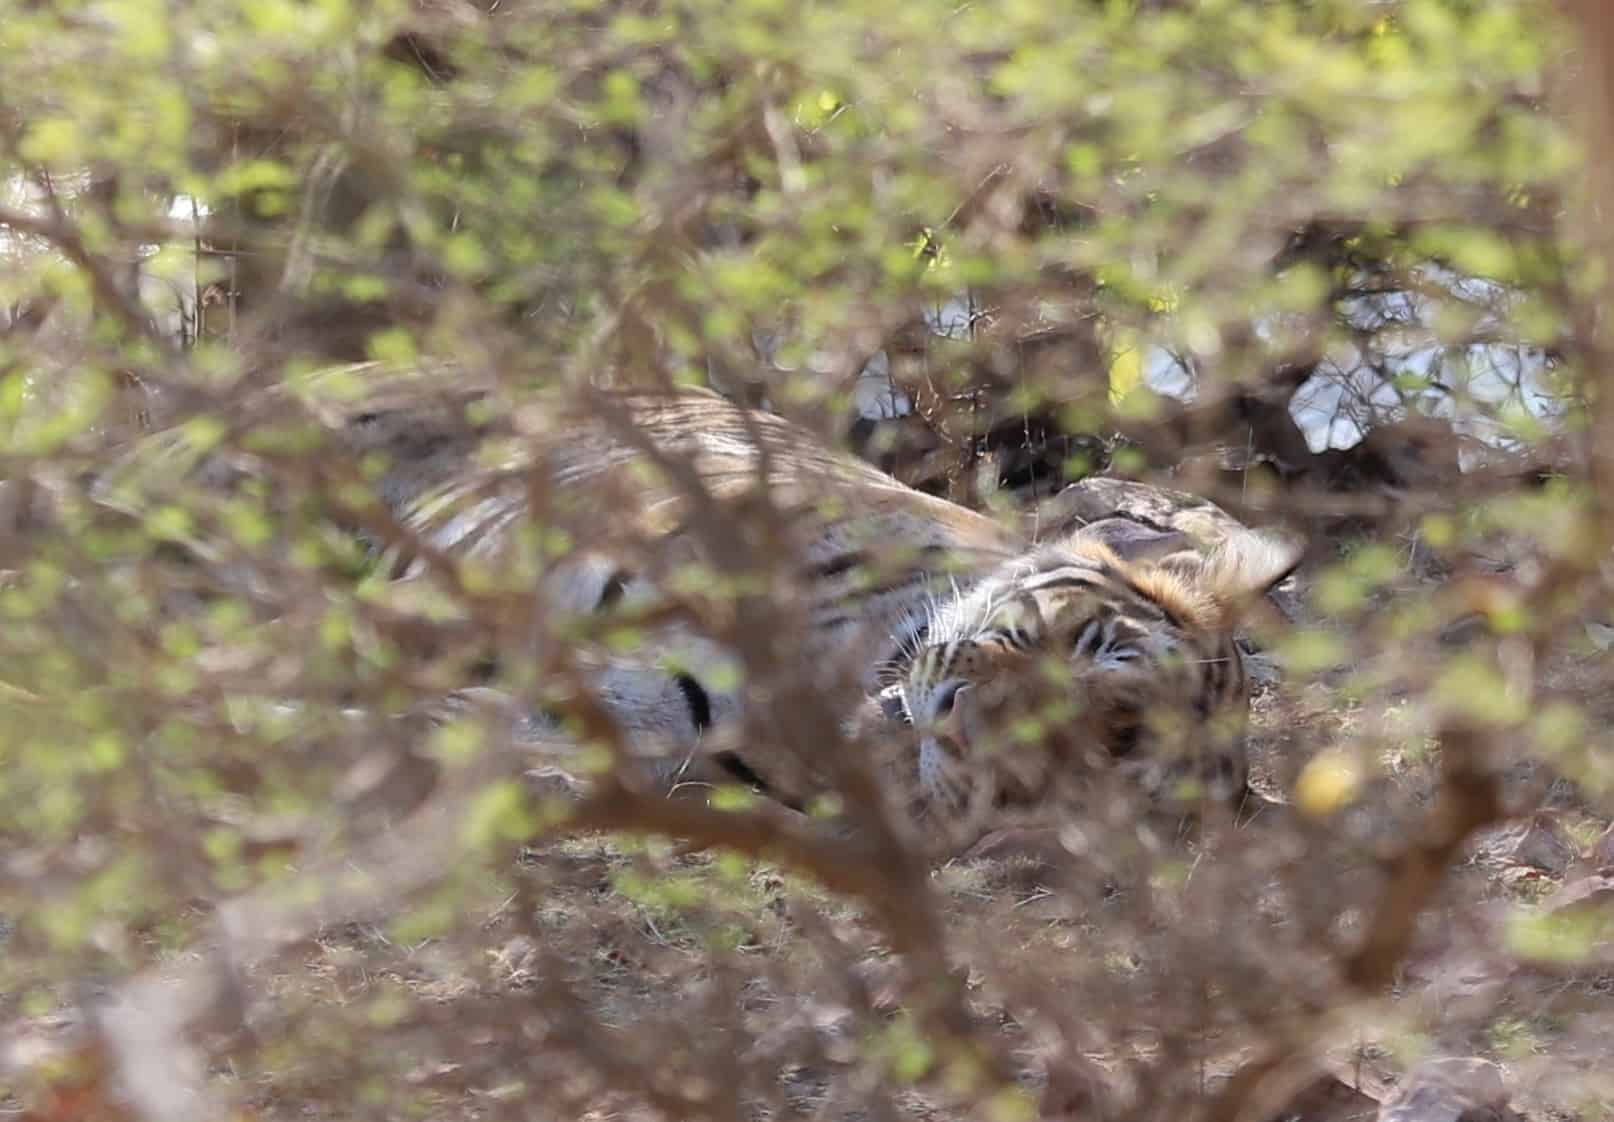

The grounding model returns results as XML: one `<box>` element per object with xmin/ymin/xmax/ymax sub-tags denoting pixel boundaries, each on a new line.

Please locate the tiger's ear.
<box><xmin>1066</xmin><ymin>517</ymin><xmax>1190</xmax><ymax>562</ymax></box>
<box><xmin>1161</xmin><ymin>528</ymin><xmax>1304</xmax><ymax>628</ymax></box>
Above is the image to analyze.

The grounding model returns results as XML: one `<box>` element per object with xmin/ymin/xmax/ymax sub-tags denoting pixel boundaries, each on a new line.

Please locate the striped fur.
<box><xmin>94</xmin><ymin>362</ymin><xmax>1301</xmax><ymax>814</ymax></box>
<box><xmin>377</xmin><ymin>386</ymin><xmax>1301</xmax><ymax>813</ymax></box>
<box><xmin>899</xmin><ymin>530</ymin><xmax>1300</xmax><ymax>814</ymax></box>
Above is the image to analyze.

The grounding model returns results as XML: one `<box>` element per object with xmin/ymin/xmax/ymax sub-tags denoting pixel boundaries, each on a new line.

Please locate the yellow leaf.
<box><xmin>1107</xmin><ymin>328</ymin><xmax>1144</xmax><ymax>407</ymax></box>
<box><xmin>1295</xmin><ymin>749</ymin><xmax>1362</xmax><ymax>818</ymax></box>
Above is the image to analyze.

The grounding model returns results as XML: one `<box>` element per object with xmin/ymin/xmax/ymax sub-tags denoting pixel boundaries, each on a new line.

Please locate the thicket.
<box><xmin>3</xmin><ymin>1</ymin><xmax>1614</xmax><ymax>1119</ymax></box>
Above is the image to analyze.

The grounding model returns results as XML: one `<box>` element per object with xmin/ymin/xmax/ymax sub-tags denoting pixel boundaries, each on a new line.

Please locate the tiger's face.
<box><xmin>897</xmin><ymin>525</ymin><xmax>1302</xmax><ymax>814</ymax></box>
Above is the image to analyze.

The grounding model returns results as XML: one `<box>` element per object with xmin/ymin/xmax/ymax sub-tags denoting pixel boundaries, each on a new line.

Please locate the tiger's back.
<box><xmin>380</xmin><ymin>388</ymin><xmax>1024</xmax><ymax>689</ymax></box>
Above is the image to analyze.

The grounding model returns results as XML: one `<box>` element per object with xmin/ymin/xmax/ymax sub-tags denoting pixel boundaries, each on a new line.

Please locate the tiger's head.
<box><xmin>896</xmin><ymin>519</ymin><xmax>1303</xmax><ymax>816</ymax></box>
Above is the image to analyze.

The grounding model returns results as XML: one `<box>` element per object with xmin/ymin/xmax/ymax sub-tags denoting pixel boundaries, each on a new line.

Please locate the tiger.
<box><xmin>93</xmin><ymin>361</ymin><xmax>1303</xmax><ymax>829</ymax></box>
